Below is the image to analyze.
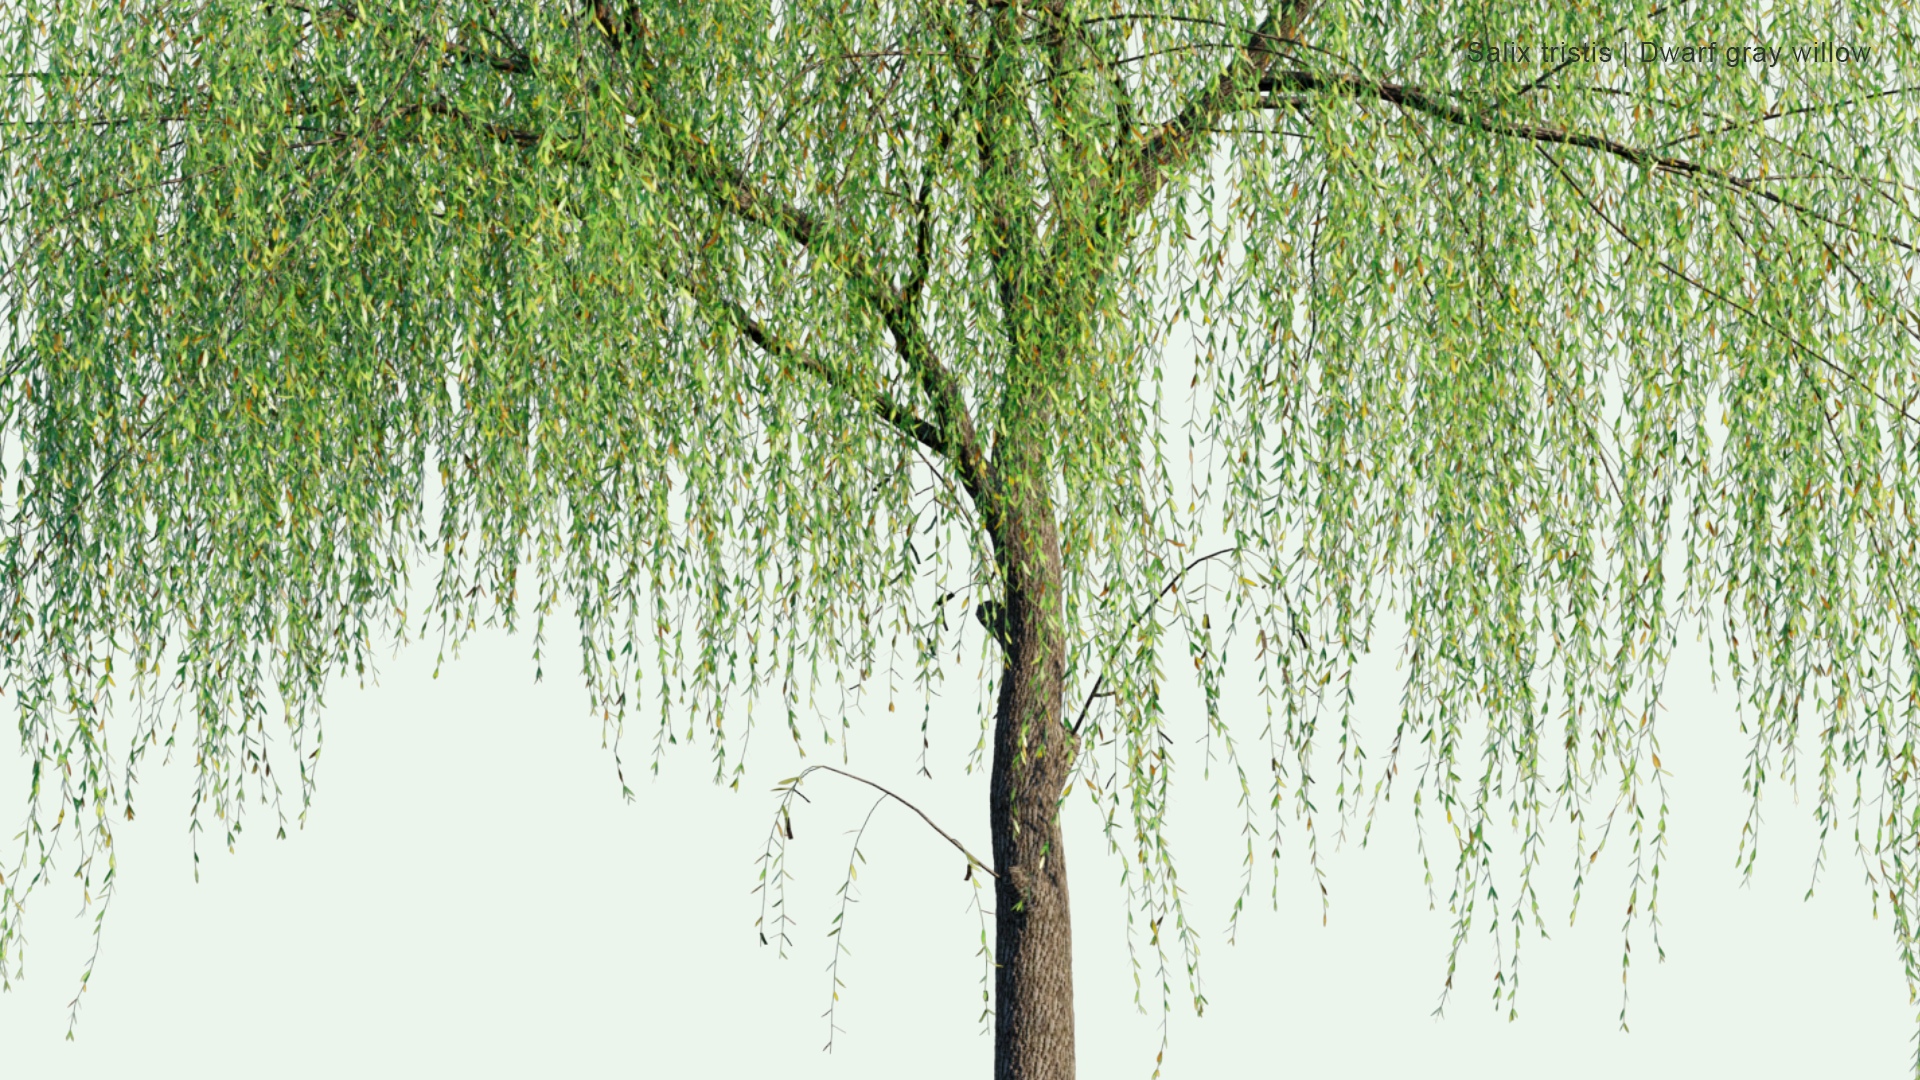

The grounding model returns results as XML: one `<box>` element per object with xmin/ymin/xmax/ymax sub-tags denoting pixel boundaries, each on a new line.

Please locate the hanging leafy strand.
<box><xmin>2</xmin><ymin>0</ymin><xmax>1917</xmax><ymax>1066</ymax></box>
<box><xmin>1173</xmin><ymin>0</ymin><xmax>1920</xmax><ymax>1045</ymax></box>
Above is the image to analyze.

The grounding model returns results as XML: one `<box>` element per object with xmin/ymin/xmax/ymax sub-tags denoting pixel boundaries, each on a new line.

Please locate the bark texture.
<box><xmin>989</xmin><ymin>486</ymin><xmax>1077</xmax><ymax>1080</ymax></box>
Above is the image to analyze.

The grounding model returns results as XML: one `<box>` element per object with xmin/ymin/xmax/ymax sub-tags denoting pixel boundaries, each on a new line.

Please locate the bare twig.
<box><xmin>776</xmin><ymin>764</ymin><xmax>998</xmax><ymax>878</ymax></box>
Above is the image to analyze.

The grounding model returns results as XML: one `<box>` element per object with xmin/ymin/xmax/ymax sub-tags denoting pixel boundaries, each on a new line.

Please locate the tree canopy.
<box><xmin>2</xmin><ymin>1</ymin><xmax>1917</xmax><ymax>1075</ymax></box>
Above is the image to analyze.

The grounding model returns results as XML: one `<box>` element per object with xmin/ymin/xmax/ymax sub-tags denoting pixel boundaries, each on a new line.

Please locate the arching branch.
<box><xmin>775</xmin><ymin>765</ymin><xmax>999</xmax><ymax>878</ymax></box>
<box><xmin>1070</xmin><ymin>546</ymin><xmax>1241</xmax><ymax>739</ymax></box>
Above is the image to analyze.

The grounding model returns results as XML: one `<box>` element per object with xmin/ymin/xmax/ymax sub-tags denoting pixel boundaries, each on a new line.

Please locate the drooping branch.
<box><xmin>1530</xmin><ymin>145</ymin><xmax>1920</xmax><ymax>432</ymax></box>
<box><xmin>1233</xmin><ymin>65</ymin><xmax>1920</xmax><ymax>429</ymax></box>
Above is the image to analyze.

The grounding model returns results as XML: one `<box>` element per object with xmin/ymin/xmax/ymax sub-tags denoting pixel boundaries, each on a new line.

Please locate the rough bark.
<box><xmin>988</xmin><ymin>483</ymin><xmax>1077</xmax><ymax>1080</ymax></box>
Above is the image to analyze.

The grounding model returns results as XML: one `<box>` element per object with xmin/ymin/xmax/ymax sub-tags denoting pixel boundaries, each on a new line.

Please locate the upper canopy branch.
<box><xmin>659</xmin><ymin>138</ymin><xmax>995</xmax><ymax>511</ymax></box>
<box><xmin>1100</xmin><ymin>2</ymin><xmax>1315</xmax><ymax>228</ymax></box>
<box><xmin>633</xmin><ymin>103</ymin><xmax>1000</xmax><ymax>520</ymax></box>
<box><xmin>1533</xmin><ymin>145</ymin><xmax>1920</xmax><ymax>432</ymax></box>
<box><xmin>1252</xmin><ymin>69</ymin><xmax>1919</xmax><ymax>256</ymax></box>
<box><xmin>314</xmin><ymin>78</ymin><xmax>997</xmax><ymax>522</ymax></box>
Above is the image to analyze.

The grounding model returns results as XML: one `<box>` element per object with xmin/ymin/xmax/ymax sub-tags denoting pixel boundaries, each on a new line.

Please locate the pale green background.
<box><xmin>0</xmin><ymin>187</ymin><xmax>1908</xmax><ymax>1076</ymax></box>
<box><xmin>0</xmin><ymin>575</ymin><xmax>1909</xmax><ymax>1076</ymax></box>
<box><xmin>5</xmin><ymin>8</ymin><xmax>1912</xmax><ymax>1076</ymax></box>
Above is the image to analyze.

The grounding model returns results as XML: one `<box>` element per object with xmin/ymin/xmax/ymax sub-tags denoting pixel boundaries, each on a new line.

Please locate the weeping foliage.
<box><xmin>2</xmin><ymin>0</ymin><xmax>1918</xmax><ymax>1065</ymax></box>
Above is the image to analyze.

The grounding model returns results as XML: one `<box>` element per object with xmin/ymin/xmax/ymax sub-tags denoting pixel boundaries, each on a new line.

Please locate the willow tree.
<box><xmin>3</xmin><ymin>0</ymin><xmax>1918</xmax><ymax>1074</ymax></box>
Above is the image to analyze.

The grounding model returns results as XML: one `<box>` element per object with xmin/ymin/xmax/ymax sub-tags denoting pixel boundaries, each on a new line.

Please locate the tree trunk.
<box><xmin>989</xmin><ymin>490</ymin><xmax>1077</xmax><ymax>1080</ymax></box>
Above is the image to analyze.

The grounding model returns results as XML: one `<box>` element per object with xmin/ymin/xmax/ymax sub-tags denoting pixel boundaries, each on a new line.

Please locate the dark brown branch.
<box><xmin>902</xmin><ymin>106</ymin><xmax>963</xmax><ymax>304</ymax></box>
<box><xmin>662</xmin><ymin>132</ymin><xmax>822</xmax><ymax>250</ymax></box>
<box><xmin>903</xmin><ymin>169</ymin><xmax>936</xmax><ymax>303</ymax></box>
<box><xmin>1255</xmin><ymin>70</ymin><xmax>1918</xmax><ymax>256</ymax></box>
<box><xmin>588</xmin><ymin>0</ymin><xmax>641</xmax><ymax>54</ymax></box>
<box><xmin>415</xmin><ymin>99</ymin><xmax>540</xmax><ymax>148</ymax></box>
<box><xmin>423</xmin><ymin>74</ymin><xmax>995</xmax><ymax>514</ymax></box>
<box><xmin>642</xmin><ymin>120</ymin><xmax>995</xmax><ymax>508</ymax></box>
<box><xmin>714</xmin><ymin>298</ymin><xmax>953</xmax><ymax>460</ymax></box>
<box><xmin>647</xmin><ymin>113</ymin><xmax>996</xmax><ymax>511</ymax></box>
<box><xmin>296</xmin><ymin>84</ymin><xmax>999</xmax><ymax>513</ymax></box>
<box><xmin>1515</xmin><ymin>6</ymin><xmax>1666</xmax><ymax>97</ymax></box>
<box><xmin>876</xmin><ymin>303</ymin><xmax>994</xmax><ymax>508</ymax></box>
<box><xmin>1104</xmin><ymin>2</ymin><xmax>1315</xmax><ymax>225</ymax></box>
<box><xmin>446</xmin><ymin>39</ymin><xmax>532</xmax><ymax>76</ymax></box>
<box><xmin>779</xmin><ymin>765</ymin><xmax>999</xmax><ymax>878</ymax></box>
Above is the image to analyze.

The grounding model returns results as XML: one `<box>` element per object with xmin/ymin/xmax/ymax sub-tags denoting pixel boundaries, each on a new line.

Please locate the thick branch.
<box><xmin>447</xmin><ymin>38</ymin><xmax>533</xmax><ymax>76</ymax></box>
<box><xmin>416</xmin><ymin>99</ymin><xmax>541</xmax><ymax>148</ymax></box>
<box><xmin>357</xmin><ymin>87</ymin><xmax>999</xmax><ymax>512</ymax></box>
<box><xmin>663</xmin><ymin>136</ymin><xmax>823</xmax><ymax>250</ymax></box>
<box><xmin>1104</xmin><ymin>2</ymin><xmax>1314</xmax><ymax>224</ymax></box>
<box><xmin>875</xmin><ymin>302</ymin><xmax>994</xmax><ymax>509</ymax></box>
<box><xmin>903</xmin><ymin>105</ymin><xmax>964</xmax><ymax>305</ymax></box>
<box><xmin>280</xmin><ymin>50</ymin><xmax>1000</xmax><ymax>528</ymax></box>
<box><xmin>630</xmin><ymin>19</ymin><xmax>1000</xmax><ymax>528</ymax></box>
